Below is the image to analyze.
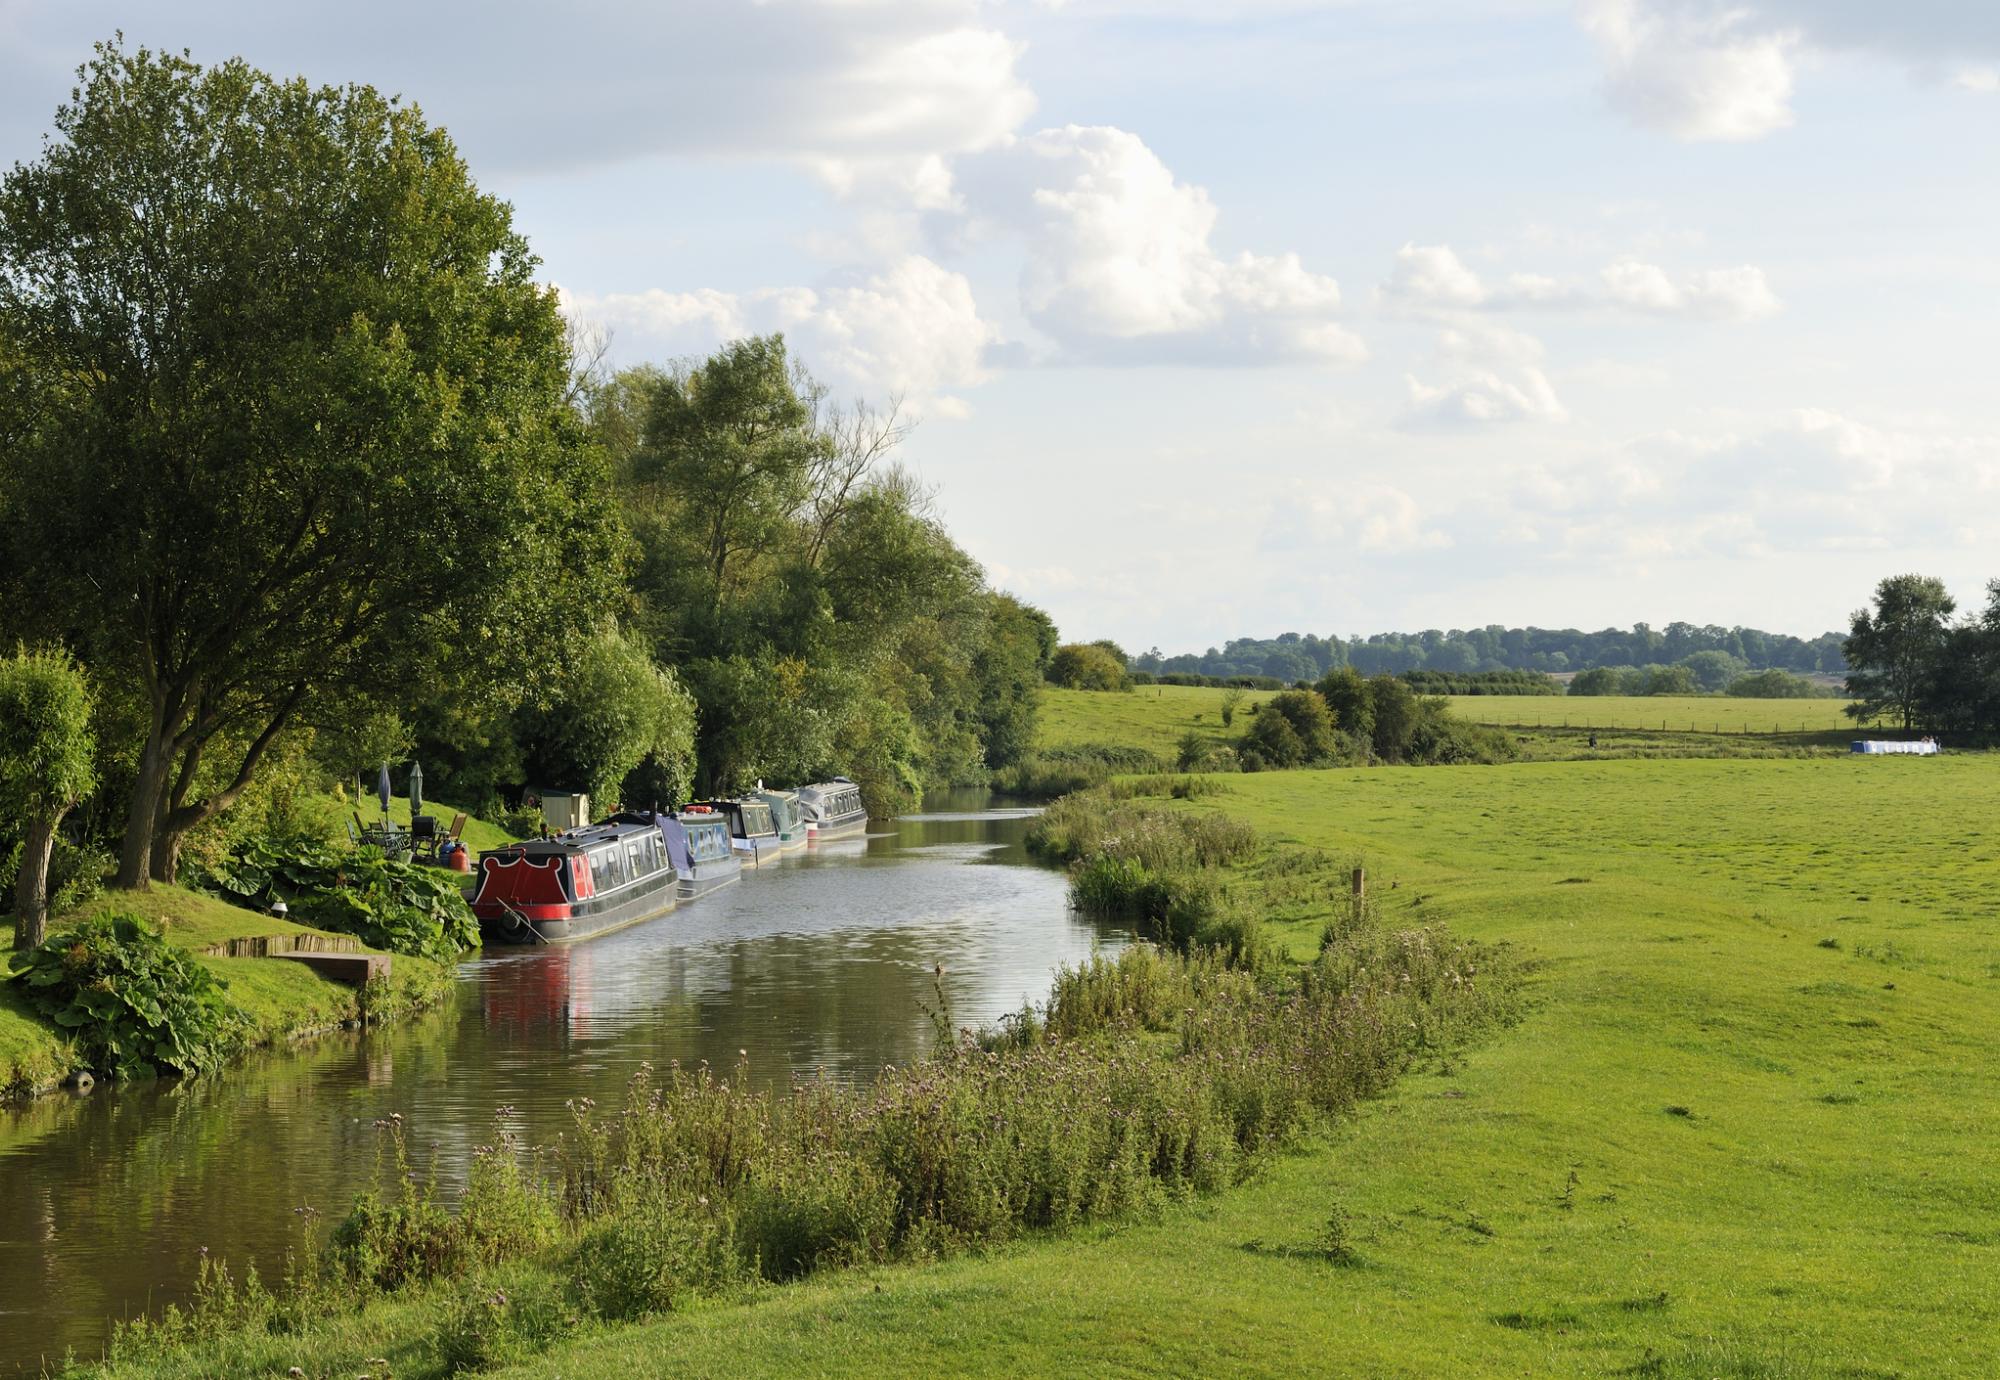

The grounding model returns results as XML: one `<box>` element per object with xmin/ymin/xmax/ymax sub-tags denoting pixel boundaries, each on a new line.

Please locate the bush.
<box><xmin>990</xmin><ymin>742</ymin><xmax>1165</xmax><ymax>797</ymax></box>
<box><xmin>572</xmin><ymin>1189</ymin><xmax>742</xmax><ymax>1320</ymax></box>
<box><xmin>186</xmin><ymin>833</ymin><xmax>479</xmax><ymax>961</ymax></box>
<box><xmin>1405</xmin><ymin>701</ymin><xmax>1518</xmax><ymax>765</ymax></box>
<box><xmin>13</xmin><ymin>911</ymin><xmax>241</xmax><ymax>1079</ymax></box>
<box><xmin>1239</xmin><ymin>709</ymin><xmax>1306</xmax><ymax>767</ymax></box>
<box><xmin>1262</xmin><ymin>690</ymin><xmax>1337</xmax><ymax>759</ymax></box>
<box><xmin>1046</xmin><ymin>643</ymin><xmax>1131</xmax><ymax>692</ymax></box>
<box><xmin>1728</xmin><ymin>669</ymin><xmax>1833</xmax><ymax>698</ymax></box>
<box><xmin>433</xmin><ymin>1275</ymin><xmax>578</xmax><ymax>1375</ymax></box>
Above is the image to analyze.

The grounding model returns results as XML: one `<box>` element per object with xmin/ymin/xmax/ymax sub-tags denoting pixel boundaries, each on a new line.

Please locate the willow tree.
<box><xmin>0</xmin><ymin>41</ymin><xmax>618</xmax><ymax>886</ymax></box>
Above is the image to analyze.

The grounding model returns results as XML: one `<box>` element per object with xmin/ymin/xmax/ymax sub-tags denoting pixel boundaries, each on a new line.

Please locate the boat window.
<box><xmin>742</xmin><ymin>803</ymin><xmax>774</xmax><ymax>834</ymax></box>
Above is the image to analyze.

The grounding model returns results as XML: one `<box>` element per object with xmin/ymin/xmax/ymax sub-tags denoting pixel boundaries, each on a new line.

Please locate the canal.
<box><xmin>0</xmin><ymin>795</ymin><xmax>1121</xmax><ymax>1374</ymax></box>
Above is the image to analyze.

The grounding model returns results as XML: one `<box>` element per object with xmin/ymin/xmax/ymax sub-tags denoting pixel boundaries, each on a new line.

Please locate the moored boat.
<box><xmin>471</xmin><ymin>815</ymin><xmax>677</xmax><ymax>945</ymax></box>
<box><xmin>667</xmin><ymin>807</ymin><xmax>744</xmax><ymax>898</ymax></box>
<box><xmin>796</xmin><ymin>779</ymin><xmax>867</xmax><ymax>842</ymax></box>
<box><xmin>699</xmin><ymin>797</ymin><xmax>785</xmax><ymax>867</ymax></box>
<box><xmin>753</xmin><ymin>786</ymin><xmax>809</xmax><ymax>851</ymax></box>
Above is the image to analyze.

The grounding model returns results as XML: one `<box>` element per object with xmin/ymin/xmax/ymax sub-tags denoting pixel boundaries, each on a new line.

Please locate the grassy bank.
<box><xmin>510</xmin><ymin>756</ymin><xmax>1996</xmax><ymax>1374</ymax></box>
<box><xmin>57</xmin><ymin>753</ymin><xmax>2000</xmax><ymax>1375</ymax></box>
<box><xmin>2</xmin><ymin>884</ymin><xmax>451</xmax><ymax>1102</ymax></box>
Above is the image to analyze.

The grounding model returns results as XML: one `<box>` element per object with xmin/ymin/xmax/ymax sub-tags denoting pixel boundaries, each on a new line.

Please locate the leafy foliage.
<box><xmin>13</xmin><ymin>912</ymin><xmax>240</xmax><ymax>1079</ymax></box>
<box><xmin>1047</xmin><ymin>643</ymin><xmax>1132</xmax><ymax>692</ymax></box>
<box><xmin>186</xmin><ymin>836</ymin><xmax>478</xmax><ymax>963</ymax></box>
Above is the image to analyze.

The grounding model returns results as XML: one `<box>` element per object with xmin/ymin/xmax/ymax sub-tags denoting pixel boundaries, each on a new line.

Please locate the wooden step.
<box><xmin>273</xmin><ymin>951</ymin><xmax>391</xmax><ymax>985</ymax></box>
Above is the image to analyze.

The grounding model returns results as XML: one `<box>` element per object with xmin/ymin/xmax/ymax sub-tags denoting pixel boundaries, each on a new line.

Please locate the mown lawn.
<box><xmin>472</xmin><ymin>754</ymin><xmax>1999</xmax><ymax>1377</ymax></box>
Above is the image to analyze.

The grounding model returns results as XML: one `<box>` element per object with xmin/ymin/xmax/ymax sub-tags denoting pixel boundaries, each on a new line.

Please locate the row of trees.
<box><xmin>1229</xmin><ymin>670</ymin><xmax>1513</xmax><ymax>771</ymax></box>
<box><xmin>1139</xmin><ymin>622</ymin><xmax>1846</xmax><ymax>683</ymax></box>
<box><xmin>0</xmin><ymin>42</ymin><xmax>1051</xmax><ymax>935</ymax></box>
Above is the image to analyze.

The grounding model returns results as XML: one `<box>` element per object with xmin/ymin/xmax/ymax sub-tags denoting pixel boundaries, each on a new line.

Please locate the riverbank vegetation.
<box><xmin>76</xmin><ymin>812</ymin><xmax>1512</xmax><ymax>1379</ymax></box>
<box><xmin>1</xmin><ymin>884</ymin><xmax>448</xmax><ymax>1100</ymax></box>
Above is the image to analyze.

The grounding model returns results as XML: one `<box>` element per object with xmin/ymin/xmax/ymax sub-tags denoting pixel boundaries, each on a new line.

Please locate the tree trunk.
<box><xmin>150</xmin><ymin>830</ymin><xmax>185</xmax><ymax>888</ymax></box>
<box><xmin>13</xmin><ymin>818</ymin><xmax>57</xmax><ymax>950</ymax></box>
<box><xmin>118</xmin><ymin>727</ymin><xmax>173</xmax><ymax>890</ymax></box>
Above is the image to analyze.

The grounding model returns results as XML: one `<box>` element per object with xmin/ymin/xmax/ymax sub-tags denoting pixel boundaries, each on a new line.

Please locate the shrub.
<box><xmin>1405</xmin><ymin>701</ymin><xmax>1519</xmax><ymax>765</ymax></box>
<box><xmin>1046</xmin><ymin>643</ymin><xmax>1131</xmax><ymax>691</ymax></box>
<box><xmin>571</xmin><ymin>1189</ymin><xmax>742</xmax><ymax>1320</ymax></box>
<box><xmin>13</xmin><ymin>911</ymin><xmax>241</xmax><ymax>1079</ymax></box>
<box><xmin>1239</xmin><ymin>709</ymin><xmax>1305</xmax><ymax>767</ymax></box>
<box><xmin>433</xmin><ymin>1275</ymin><xmax>578</xmax><ymax>1375</ymax></box>
<box><xmin>186</xmin><ymin>833</ymin><xmax>479</xmax><ymax>961</ymax></box>
<box><xmin>1728</xmin><ymin>669</ymin><xmax>1832</xmax><ymax>698</ymax></box>
<box><xmin>1263</xmin><ymin>690</ymin><xmax>1337</xmax><ymax>759</ymax></box>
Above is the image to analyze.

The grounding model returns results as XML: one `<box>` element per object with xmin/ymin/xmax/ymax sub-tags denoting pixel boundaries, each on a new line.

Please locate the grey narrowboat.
<box><xmin>796</xmin><ymin>780</ymin><xmax>867</xmax><ymax>842</ymax></box>
<box><xmin>753</xmin><ymin>786</ymin><xmax>809</xmax><ymax>851</ymax></box>
<box><xmin>699</xmin><ymin>797</ymin><xmax>785</xmax><ymax>867</ymax></box>
<box><xmin>667</xmin><ymin>808</ymin><xmax>744</xmax><ymax>898</ymax></box>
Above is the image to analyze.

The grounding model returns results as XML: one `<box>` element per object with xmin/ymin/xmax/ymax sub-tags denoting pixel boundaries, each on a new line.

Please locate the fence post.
<box><xmin>1351</xmin><ymin>866</ymin><xmax>1366</xmax><ymax>926</ymax></box>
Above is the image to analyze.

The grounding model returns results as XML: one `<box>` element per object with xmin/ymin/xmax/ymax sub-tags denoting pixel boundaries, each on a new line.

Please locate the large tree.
<box><xmin>1845</xmin><ymin>574</ymin><xmax>1956</xmax><ymax>730</ymax></box>
<box><xmin>0</xmin><ymin>43</ymin><xmax>618</xmax><ymax>886</ymax></box>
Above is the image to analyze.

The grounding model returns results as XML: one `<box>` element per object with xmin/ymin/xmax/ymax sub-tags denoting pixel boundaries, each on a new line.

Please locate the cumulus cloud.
<box><xmin>1403</xmin><ymin>323</ymin><xmax>1568</xmax><ymax>427</ymax></box>
<box><xmin>1580</xmin><ymin>0</ymin><xmax>1798</xmax><ymax>141</ymax></box>
<box><xmin>561</xmin><ymin>256</ymin><xmax>995</xmax><ymax>406</ymax></box>
<box><xmin>1381</xmin><ymin>243</ymin><xmax>1779</xmax><ymax>321</ymax></box>
<box><xmin>955</xmin><ymin>125</ymin><xmax>1365</xmax><ymax>365</ymax></box>
<box><xmin>1578</xmin><ymin>0</ymin><xmax>2000</xmax><ymax>141</ymax></box>
<box><xmin>1259</xmin><ymin>483</ymin><xmax>1452</xmax><ymax>555</ymax></box>
<box><xmin>0</xmin><ymin>0</ymin><xmax>1035</xmax><ymax>180</ymax></box>
<box><xmin>1510</xmin><ymin>409</ymin><xmax>2000</xmax><ymax>561</ymax></box>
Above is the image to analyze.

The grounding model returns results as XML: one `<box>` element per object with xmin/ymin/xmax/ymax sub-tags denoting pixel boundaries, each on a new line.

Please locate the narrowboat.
<box><xmin>668</xmin><ymin>808</ymin><xmax>744</xmax><ymax>898</ymax></box>
<box><xmin>697</xmin><ymin>797</ymin><xmax>786</xmax><ymax>867</ymax></box>
<box><xmin>796</xmin><ymin>779</ymin><xmax>867</xmax><ymax>842</ymax></box>
<box><xmin>471</xmin><ymin>815</ymin><xmax>677</xmax><ymax>945</ymax></box>
<box><xmin>752</xmin><ymin>786</ymin><xmax>809</xmax><ymax>851</ymax></box>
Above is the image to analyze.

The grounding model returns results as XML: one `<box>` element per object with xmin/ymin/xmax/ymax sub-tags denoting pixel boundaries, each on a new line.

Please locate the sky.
<box><xmin>4</xmin><ymin>1</ymin><xmax>1998</xmax><ymax>653</ymax></box>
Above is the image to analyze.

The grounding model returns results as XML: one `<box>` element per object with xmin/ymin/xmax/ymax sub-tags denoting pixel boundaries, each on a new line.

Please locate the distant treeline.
<box><xmin>1399</xmin><ymin>670</ymin><xmax>1561</xmax><ymax>696</ymax></box>
<box><xmin>1138</xmin><ymin>623</ymin><xmax>1846</xmax><ymax>682</ymax></box>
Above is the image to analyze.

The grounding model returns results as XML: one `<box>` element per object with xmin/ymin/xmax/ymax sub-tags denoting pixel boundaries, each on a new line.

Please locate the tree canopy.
<box><xmin>0</xmin><ymin>41</ymin><xmax>619</xmax><ymax>884</ymax></box>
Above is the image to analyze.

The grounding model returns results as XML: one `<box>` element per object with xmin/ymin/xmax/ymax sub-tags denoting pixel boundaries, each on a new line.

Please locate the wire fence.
<box><xmin>1463</xmin><ymin>717</ymin><xmax>1889</xmax><ymax>738</ymax></box>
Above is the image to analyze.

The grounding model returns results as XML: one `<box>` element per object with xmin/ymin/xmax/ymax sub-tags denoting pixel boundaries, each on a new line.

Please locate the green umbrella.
<box><xmin>409</xmin><ymin>760</ymin><xmax>424</xmax><ymax>818</ymax></box>
<box><xmin>377</xmin><ymin>763</ymin><xmax>392</xmax><ymax>818</ymax></box>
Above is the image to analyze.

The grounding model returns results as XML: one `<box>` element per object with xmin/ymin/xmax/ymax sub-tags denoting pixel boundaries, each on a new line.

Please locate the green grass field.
<box><xmin>1038</xmin><ymin>684</ymin><xmax>1276</xmax><ymax>756</ymax></box>
<box><xmin>94</xmin><ymin>752</ymin><xmax>1993</xmax><ymax>1378</ymax></box>
<box><xmin>1447</xmin><ymin>693</ymin><xmax>1866</xmax><ymax>734</ymax></box>
<box><xmin>442</xmin><ymin>754</ymin><xmax>1994</xmax><ymax>1378</ymax></box>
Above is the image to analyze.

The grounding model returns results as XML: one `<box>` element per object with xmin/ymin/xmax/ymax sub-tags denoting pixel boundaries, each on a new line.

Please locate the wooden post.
<box><xmin>1351</xmin><ymin>866</ymin><xmax>1366</xmax><ymax>925</ymax></box>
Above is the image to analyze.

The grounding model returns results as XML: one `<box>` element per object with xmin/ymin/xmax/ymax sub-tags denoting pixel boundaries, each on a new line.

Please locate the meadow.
<box><xmin>1037</xmin><ymin>683</ymin><xmax>1276</xmax><ymax>757</ymax></box>
<box><xmin>81</xmin><ymin>752</ymin><xmax>2000</xmax><ymax>1378</ymax></box>
<box><xmin>1445</xmin><ymin>692</ymin><xmax>1865</xmax><ymax>735</ymax></box>
<box><xmin>500</xmin><ymin>756</ymin><xmax>1998</xmax><ymax>1377</ymax></box>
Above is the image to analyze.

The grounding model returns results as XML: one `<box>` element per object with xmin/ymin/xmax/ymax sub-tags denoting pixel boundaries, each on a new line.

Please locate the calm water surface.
<box><xmin>0</xmin><ymin>794</ymin><xmax>1121</xmax><ymax>1374</ymax></box>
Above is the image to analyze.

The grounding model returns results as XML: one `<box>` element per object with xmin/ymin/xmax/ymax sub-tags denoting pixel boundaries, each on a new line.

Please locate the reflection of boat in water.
<box><xmin>797</xmin><ymin>780</ymin><xmax>868</xmax><ymax>843</ymax></box>
<box><xmin>472</xmin><ymin>815</ymin><xmax>679</xmax><ymax>945</ymax></box>
<box><xmin>670</xmin><ymin>810</ymin><xmax>743</xmax><ymax>899</ymax></box>
<box><xmin>752</xmin><ymin>787</ymin><xmax>809</xmax><ymax>852</ymax></box>
<box><xmin>699</xmin><ymin>797</ymin><xmax>785</xmax><ymax>867</ymax></box>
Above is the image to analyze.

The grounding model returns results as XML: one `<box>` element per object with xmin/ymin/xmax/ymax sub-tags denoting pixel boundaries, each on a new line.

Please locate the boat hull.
<box><xmin>677</xmin><ymin>856</ymin><xmax>743</xmax><ymax>899</ymax></box>
<box><xmin>478</xmin><ymin>879</ymin><xmax>677</xmax><ymax>946</ymax></box>
<box><xmin>731</xmin><ymin>835</ymin><xmax>785</xmax><ymax>867</ymax></box>
<box><xmin>808</xmin><ymin>813</ymin><xmax>869</xmax><ymax>843</ymax></box>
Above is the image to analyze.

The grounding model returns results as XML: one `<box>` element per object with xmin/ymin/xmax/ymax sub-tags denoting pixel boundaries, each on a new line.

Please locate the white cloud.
<box><xmin>1382</xmin><ymin>243</ymin><xmax>1780</xmax><ymax>321</ymax></box>
<box><xmin>1404</xmin><ymin>323</ymin><xmax>1568</xmax><ymax>427</ymax></box>
<box><xmin>1507</xmin><ymin>409</ymin><xmax>2000</xmax><ymax>562</ymax></box>
<box><xmin>1578</xmin><ymin>0</ymin><xmax>2000</xmax><ymax>140</ymax></box>
<box><xmin>956</xmin><ymin>125</ymin><xmax>1365</xmax><ymax>365</ymax></box>
<box><xmin>0</xmin><ymin>0</ymin><xmax>1036</xmax><ymax>180</ymax></box>
<box><xmin>561</xmin><ymin>256</ymin><xmax>995</xmax><ymax>406</ymax></box>
<box><xmin>1259</xmin><ymin>482</ymin><xmax>1451</xmax><ymax>555</ymax></box>
<box><xmin>1579</xmin><ymin>0</ymin><xmax>1799</xmax><ymax>141</ymax></box>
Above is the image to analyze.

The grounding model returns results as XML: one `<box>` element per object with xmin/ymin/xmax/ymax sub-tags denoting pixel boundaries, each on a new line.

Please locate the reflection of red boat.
<box><xmin>480</xmin><ymin>947</ymin><xmax>593</xmax><ymax>1036</ymax></box>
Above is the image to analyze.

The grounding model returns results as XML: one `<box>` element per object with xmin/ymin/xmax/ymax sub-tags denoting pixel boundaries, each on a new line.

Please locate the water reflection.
<box><xmin>0</xmin><ymin>795</ymin><xmax>1116</xmax><ymax>1375</ymax></box>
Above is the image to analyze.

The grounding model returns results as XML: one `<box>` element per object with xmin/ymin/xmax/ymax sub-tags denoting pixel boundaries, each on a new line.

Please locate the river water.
<box><xmin>0</xmin><ymin>795</ymin><xmax>1119</xmax><ymax>1374</ymax></box>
